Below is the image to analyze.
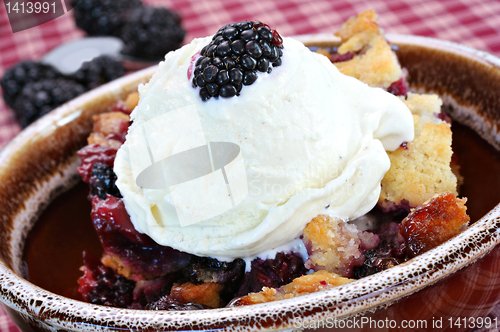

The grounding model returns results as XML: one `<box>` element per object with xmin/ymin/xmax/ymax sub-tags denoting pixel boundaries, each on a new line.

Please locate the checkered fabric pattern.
<box><xmin>1</xmin><ymin>0</ymin><xmax>500</xmax><ymax>149</ymax></box>
<box><xmin>1</xmin><ymin>0</ymin><xmax>500</xmax><ymax>331</ymax></box>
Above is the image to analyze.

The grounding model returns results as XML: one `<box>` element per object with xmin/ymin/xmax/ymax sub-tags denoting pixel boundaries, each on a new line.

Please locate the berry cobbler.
<box><xmin>76</xmin><ymin>11</ymin><xmax>469</xmax><ymax>310</ymax></box>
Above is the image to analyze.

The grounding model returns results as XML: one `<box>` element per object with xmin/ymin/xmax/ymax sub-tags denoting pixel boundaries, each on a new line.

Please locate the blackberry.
<box><xmin>77</xmin><ymin>144</ymin><xmax>117</xmax><ymax>183</ymax></box>
<box><xmin>183</xmin><ymin>256</ymin><xmax>245</xmax><ymax>284</ymax></box>
<box><xmin>352</xmin><ymin>222</ymin><xmax>407</xmax><ymax>279</ymax></box>
<box><xmin>120</xmin><ymin>7</ymin><xmax>185</xmax><ymax>60</ymax></box>
<box><xmin>89</xmin><ymin>162</ymin><xmax>122</xmax><ymax>199</ymax></box>
<box><xmin>146</xmin><ymin>297</ymin><xmax>210</xmax><ymax>311</ymax></box>
<box><xmin>387</xmin><ymin>77</ymin><xmax>408</xmax><ymax>98</ymax></box>
<box><xmin>78</xmin><ymin>252</ymin><xmax>136</xmax><ymax>308</ymax></box>
<box><xmin>1</xmin><ymin>61</ymin><xmax>61</xmax><ymax>108</ymax></box>
<box><xmin>236</xmin><ymin>252</ymin><xmax>306</xmax><ymax>297</ymax></box>
<box><xmin>91</xmin><ymin>195</ymin><xmax>193</xmax><ymax>277</ymax></box>
<box><xmin>73</xmin><ymin>55</ymin><xmax>125</xmax><ymax>90</ymax></box>
<box><xmin>72</xmin><ymin>0</ymin><xmax>142</xmax><ymax>36</ymax></box>
<box><xmin>191</xmin><ymin>21</ymin><xmax>284</xmax><ymax>101</ymax></box>
<box><xmin>13</xmin><ymin>78</ymin><xmax>86</xmax><ymax>128</ymax></box>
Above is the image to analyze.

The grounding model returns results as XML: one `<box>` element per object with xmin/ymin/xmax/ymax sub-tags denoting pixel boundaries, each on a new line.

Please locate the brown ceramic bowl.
<box><xmin>1</xmin><ymin>34</ymin><xmax>500</xmax><ymax>332</ymax></box>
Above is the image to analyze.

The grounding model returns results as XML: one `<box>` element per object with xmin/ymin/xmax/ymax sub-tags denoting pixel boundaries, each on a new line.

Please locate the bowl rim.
<box><xmin>1</xmin><ymin>33</ymin><xmax>500</xmax><ymax>331</ymax></box>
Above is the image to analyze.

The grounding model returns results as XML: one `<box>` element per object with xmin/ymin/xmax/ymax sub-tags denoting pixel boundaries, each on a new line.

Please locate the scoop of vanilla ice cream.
<box><xmin>114</xmin><ymin>36</ymin><xmax>414</xmax><ymax>260</ymax></box>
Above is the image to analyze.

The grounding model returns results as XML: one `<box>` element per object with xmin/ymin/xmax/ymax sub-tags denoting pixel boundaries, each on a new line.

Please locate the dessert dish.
<box><xmin>73</xmin><ymin>11</ymin><xmax>470</xmax><ymax>310</ymax></box>
<box><xmin>2</xmin><ymin>20</ymin><xmax>500</xmax><ymax>332</ymax></box>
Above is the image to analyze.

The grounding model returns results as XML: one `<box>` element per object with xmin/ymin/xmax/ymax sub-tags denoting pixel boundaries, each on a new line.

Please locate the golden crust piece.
<box><xmin>170</xmin><ymin>282</ymin><xmax>223</xmax><ymax>308</ymax></box>
<box><xmin>331</xmin><ymin>12</ymin><xmax>459</xmax><ymax>209</ymax></box>
<box><xmin>92</xmin><ymin>112</ymin><xmax>130</xmax><ymax>137</ymax></box>
<box><xmin>400</xmin><ymin>192</ymin><xmax>469</xmax><ymax>258</ymax></box>
<box><xmin>125</xmin><ymin>92</ymin><xmax>140</xmax><ymax>112</ymax></box>
<box><xmin>239</xmin><ymin>270</ymin><xmax>352</xmax><ymax>305</ymax></box>
<box><xmin>401</xmin><ymin>93</ymin><xmax>442</xmax><ymax>134</ymax></box>
<box><xmin>88</xmin><ymin>132</ymin><xmax>123</xmax><ymax>149</ymax></box>
<box><xmin>88</xmin><ymin>112</ymin><xmax>130</xmax><ymax>148</ymax></box>
<box><xmin>333</xmin><ymin>10</ymin><xmax>402</xmax><ymax>88</ymax></box>
<box><xmin>101</xmin><ymin>252</ymin><xmax>136</xmax><ymax>280</ymax></box>
<box><xmin>335</xmin><ymin>10</ymin><xmax>379</xmax><ymax>41</ymax></box>
<box><xmin>379</xmin><ymin>93</ymin><xmax>458</xmax><ymax>209</ymax></box>
<box><xmin>302</xmin><ymin>215</ymin><xmax>377</xmax><ymax>277</ymax></box>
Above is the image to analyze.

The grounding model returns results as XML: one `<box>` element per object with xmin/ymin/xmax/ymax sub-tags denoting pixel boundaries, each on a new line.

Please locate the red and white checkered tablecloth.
<box><xmin>1</xmin><ymin>0</ymin><xmax>500</xmax><ymax>331</ymax></box>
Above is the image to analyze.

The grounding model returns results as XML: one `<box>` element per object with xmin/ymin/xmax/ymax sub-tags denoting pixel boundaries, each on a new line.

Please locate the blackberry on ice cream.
<box><xmin>192</xmin><ymin>21</ymin><xmax>284</xmax><ymax>101</ymax></box>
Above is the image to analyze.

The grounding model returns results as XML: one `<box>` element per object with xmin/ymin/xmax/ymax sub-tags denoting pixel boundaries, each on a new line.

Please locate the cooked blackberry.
<box><xmin>146</xmin><ymin>297</ymin><xmax>210</xmax><ymax>311</ymax></box>
<box><xmin>192</xmin><ymin>21</ymin><xmax>284</xmax><ymax>101</ymax></box>
<box><xmin>91</xmin><ymin>195</ymin><xmax>193</xmax><ymax>278</ymax></box>
<box><xmin>236</xmin><ymin>252</ymin><xmax>306</xmax><ymax>297</ymax></box>
<box><xmin>72</xmin><ymin>0</ymin><xmax>142</xmax><ymax>36</ymax></box>
<box><xmin>89</xmin><ymin>162</ymin><xmax>122</xmax><ymax>199</ymax></box>
<box><xmin>352</xmin><ymin>222</ymin><xmax>407</xmax><ymax>279</ymax></box>
<box><xmin>73</xmin><ymin>55</ymin><xmax>125</xmax><ymax>90</ymax></box>
<box><xmin>183</xmin><ymin>256</ymin><xmax>245</xmax><ymax>284</ymax></box>
<box><xmin>182</xmin><ymin>257</ymin><xmax>246</xmax><ymax>304</ymax></box>
<box><xmin>13</xmin><ymin>78</ymin><xmax>86</xmax><ymax>128</ymax></box>
<box><xmin>78</xmin><ymin>252</ymin><xmax>136</xmax><ymax>308</ymax></box>
<box><xmin>1</xmin><ymin>61</ymin><xmax>61</xmax><ymax>108</ymax></box>
<box><xmin>387</xmin><ymin>77</ymin><xmax>408</xmax><ymax>98</ymax></box>
<box><xmin>120</xmin><ymin>7</ymin><xmax>185</xmax><ymax>60</ymax></box>
<box><xmin>77</xmin><ymin>144</ymin><xmax>117</xmax><ymax>183</ymax></box>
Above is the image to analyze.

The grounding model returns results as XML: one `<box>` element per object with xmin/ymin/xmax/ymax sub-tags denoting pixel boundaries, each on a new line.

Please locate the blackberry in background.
<box><xmin>0</xmin><ymin>61</ymin><xmax>62</xmax><ymax>108</ymax></box>
<box><xmin>72</xmin><ymin>0</ymin><xmax>142</xmax><ymax>37</ymax></box>
<box><xmin>192</xmin><ymin>21</ymin><xmax>284</xmax><ymax>101</ymax></box>
<box><xmin>89</xmin><ymin>162</ymin><xmax>122</xmax><ymax>199</ymax></box>
<box><xmin>73</xmin><ymin>55</ymin><xmax>125</xmax><ymax>90</ymax></box>
<box><xmin>120</xmin><ymin>7</ymin><xmax>185</xmax><ymax>60</ymax></box>
<box><xmin>71</xmin><ymin>0</ymin><xmax>185</xmax><ymax>60</ymax></box>
<box><xmin>13</xmin><ymin>78</ymin><xmax>86</xmax><ymax>128</ymax></box>
<box><xmin>1</xmin><ymin>56</ymin><xmax>126</xmax><ymax>127</ymax></box>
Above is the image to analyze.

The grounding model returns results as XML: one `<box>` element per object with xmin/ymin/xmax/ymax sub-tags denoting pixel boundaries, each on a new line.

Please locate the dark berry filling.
<box><xmin>91</xmin><ymin>195</ymin><xmax>193</xmax><ymax>278</ymax></box>
<box><xmin>78</xmin><ymin>251</ymin><xmax>136</xmax><ymax>308</ymax></box>
<box><xmin>387</xmin><ymin>77</ymin><xmax>408</xmax><ymax>98</ymax></box>
<box><xmin>89</xmin><ymin>163</ymin><xmax>122</xmax><ymax>199</ymax></box>
<box><xmin>236</xmin><ymin>252</ymin><xmax>307</xmax><ymax>297</ymax></box>
<box><xmin>436</xmin><ymin>109</ymin><xmax>452</xmax><ymax>123</ymax></box>
<box><xmin>191</xmin><ymin>21</ymin><xmax>284</xmax><ymax>101</ymax></box>
<box><xmin>353</xmin><ymin>222</ymin><xmax>407</xmax><ymax>279</ymax></box>
<box><xmin>378</xmin><ymin>199</ymin><xmax>412</xmax><ymax>218</ymax></box>
<box><xmin>330</xmin><ymin>52</ymin><xmax>355</xmax><ymax>63</ymax></box>
<box><xmin>183</xmin><ymin>256</ymin><xmax>245</xmax><ymax>284</ymax></box>
<box><xmin>77</xmin><ymin>144</ymin><xmax>117</xmax><ymax>183</ymax></box>
<box><xmin>78</xmin><ymin>252</ymin><xmax>181</xmax><ymax>309</ymax></box>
